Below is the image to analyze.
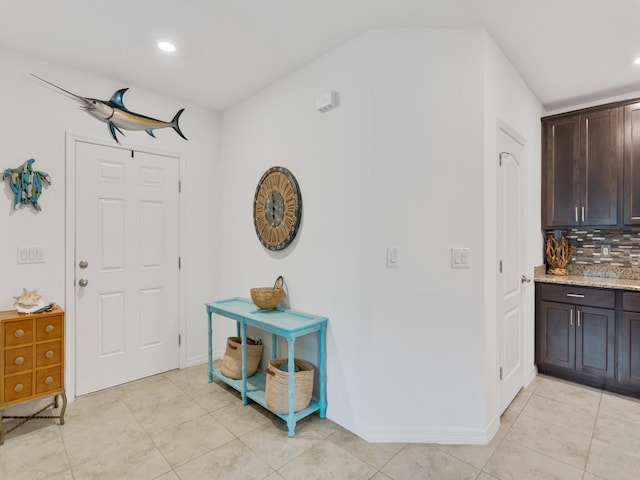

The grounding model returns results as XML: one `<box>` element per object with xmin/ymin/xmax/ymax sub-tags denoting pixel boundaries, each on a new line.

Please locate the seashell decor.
<box><xmin>13</xmin><ymin>287</ymin><xmax>45</xmax><ymax>313</ymax></box>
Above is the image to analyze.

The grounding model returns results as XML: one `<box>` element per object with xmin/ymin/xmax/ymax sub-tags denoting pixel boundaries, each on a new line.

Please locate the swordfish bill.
<box><xmin>31</xmin><ymin>74</ymin><xmax>188</xmax><ymax>144</ymax></box>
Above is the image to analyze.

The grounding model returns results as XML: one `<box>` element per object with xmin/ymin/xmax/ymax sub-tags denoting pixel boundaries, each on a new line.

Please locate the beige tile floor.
<box><xmin>2</xmin><ymin>364</ymin><xmax>640</xmax><ymax>479</ymax></box>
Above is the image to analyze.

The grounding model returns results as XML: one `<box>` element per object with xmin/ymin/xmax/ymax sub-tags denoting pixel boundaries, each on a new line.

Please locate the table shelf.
<box><xmin>212</xmin><ymin>368</ymin><xmax>321</xmax><ymax>423</ymax></box>
<box><xmin>206</xmin><ymin>298</ymin><xmax>327</xmax><ymax>437</ymax></box>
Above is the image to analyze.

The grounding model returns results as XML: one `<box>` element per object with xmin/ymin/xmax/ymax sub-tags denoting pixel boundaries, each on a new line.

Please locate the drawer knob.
<box><xmin>15</xmin><ymin>329</ymin><xmax>24</xmax><ymax>338</ymax></box>
<box><xmin>45</xmin><ymin>350</ymin><xmax>54</xmax><ymax>359</ymax></box>
<box><xmin>45</xmin><ymin>376</ymin><xmax>54</xmax><ymax>385</ymax></box>
<box><xmin>15</xmin><ymin>356</ymin><xmax>24</xmax><ymax>365</ymax></box>
<box><xmin>45</xmin><ymin>325</ymin><xmax>54</xmax><ymax>334</ymax></box>
<box><xmin>14</xmin><ymin>383</ymin><xmax>24</xmax><ymax>393</ymax></box>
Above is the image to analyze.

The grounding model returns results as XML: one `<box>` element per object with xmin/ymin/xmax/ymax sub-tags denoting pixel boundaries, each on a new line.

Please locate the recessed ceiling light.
<box><xmin>634</xmin><ymin>56</ymin><xmax>640</xmax><ymax>65</ymax></box>
<box><xmin>158</xmin><ymin>41</ymin><xmax>176</xmax><ymax>53</ymax></box>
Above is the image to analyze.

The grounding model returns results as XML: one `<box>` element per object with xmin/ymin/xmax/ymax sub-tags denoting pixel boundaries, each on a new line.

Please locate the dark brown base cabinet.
<box><xmin>536</xmin><ymin>283</ymin><xmax>640</xmax><ymax>398</ymax></box>
<box><xmin>538</xmin><ymin>301</ymin><xmax>615</xmax><ymax>378</ymax></box>
<box><xmin>621</xmin><ymin>292</ymin><xmax>640</xmax><ymax>388</ymax></box>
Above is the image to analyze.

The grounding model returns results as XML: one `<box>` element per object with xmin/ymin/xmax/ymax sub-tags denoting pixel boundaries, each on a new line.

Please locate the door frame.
<box><xmin>64</xmin><ymin>132</ymin><xmax>187</xmax><ymax>401</ymax></box>
<box><xmin>496</xmin><ymin>120</ymin><xmax>528</xmax><ymax>414</ymax></box>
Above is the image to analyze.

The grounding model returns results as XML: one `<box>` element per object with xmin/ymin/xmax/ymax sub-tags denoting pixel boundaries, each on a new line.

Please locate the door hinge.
<box><xmin>131</xmin><ymin>150</ymin><xmax>134</xmax><ymax>158</ymax></box>
<box><xmin>499</xmin><ymin>260</ymin><xmax>503</xmax><ymax>273</ymax></box>
<box><xmin>178</xmin><ymin>334</ymin><xmax>182</xmax><ymax>347</ymax></box>
<box><xmin>178</xmin><ymin>257</ymin><xmax>182</xmax><ymax>269</ymax></box>
<box><xmin>178</xmin><ymin>180</ymin><xmax>181</xmax><ymax>193</ymax></box>
<box><xmin>499</xmin><ymin>367</ymin><xmax>503</xmax><ymax>380</ymax></box>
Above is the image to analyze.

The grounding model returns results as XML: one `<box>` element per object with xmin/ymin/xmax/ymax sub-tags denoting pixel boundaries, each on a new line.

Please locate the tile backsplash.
<box><xmin>545</xmin><ymin>229</ymin><xmax>640</xmax><ymax>279</ymax></box>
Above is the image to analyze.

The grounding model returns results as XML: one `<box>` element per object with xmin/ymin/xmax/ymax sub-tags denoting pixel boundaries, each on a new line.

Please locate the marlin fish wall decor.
<box><xmin>31</xmin><ymin>74</ymin><xmax>188</xmax><ymax>144</ymax></box>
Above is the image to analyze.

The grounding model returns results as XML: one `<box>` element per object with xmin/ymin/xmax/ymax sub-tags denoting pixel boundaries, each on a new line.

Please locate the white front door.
<box><xmin>497</xmin><ymin>127</ymin><xmax>526</xmax><ymax>414</ymax></box>
<box><xmin>75</xmin><ymin>141</ymin><xmax>180</xmax><ymax>395</ymax></box>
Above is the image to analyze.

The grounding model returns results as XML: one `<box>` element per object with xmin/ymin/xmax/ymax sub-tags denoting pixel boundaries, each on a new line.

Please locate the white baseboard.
<box><xmin>185</xmin><ymin>349</ymin><xmax>224</xmax><ymax>368</ymax></box>
<box><xmin>525</xmin><ymin>364</ymin><xmax>539</xmax><ymax>386</ymax></box>
<box><xmin>356</xmin><ymin>419</ymin><xmax>500</xmax><ymax>445</ymax></box>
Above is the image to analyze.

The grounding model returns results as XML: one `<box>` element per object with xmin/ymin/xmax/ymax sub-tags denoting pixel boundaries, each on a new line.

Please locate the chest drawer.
<box><xmin>3</xmin><ymin>372</ymin><xmax>33</xmax><ymax>403</ymax></box>
<box><xmin>3</xmin><ymin>319</ymin><xmax>34</xmax><ymax>347</ymax></box>
<box><xmin>36</xmin><ymin>366</ymin><xmax>62</xmax><ymax>394</ymax></box>
<box><xmin>36</xmin><ymin>315</ymin><xmax>63</xmax><ymax>341</ymax></box>
<box><xmin>1</xmin><ymin>307</ymin><xmax>65</xmax><ymax>410</ymax></box>
<box><xmin>4</xmin><ymin>346</ymin><xmax>33</xmax><ymax>375</ymax></box>
<box><xmin>538</xmin><ymin>283</ymin><xmax>615</xmax><ymax>308</ymax></box>
<box><xmin>36</xmin><ymin>341</ymin><xmax>62</xmax><ymax>367</ymax></box>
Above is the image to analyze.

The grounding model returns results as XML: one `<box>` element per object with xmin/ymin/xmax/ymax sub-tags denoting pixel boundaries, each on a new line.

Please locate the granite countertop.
<box><xmin>534</xmin><ymin>265</ymin><xmax>640</xmax><ymax>292</ymax></box>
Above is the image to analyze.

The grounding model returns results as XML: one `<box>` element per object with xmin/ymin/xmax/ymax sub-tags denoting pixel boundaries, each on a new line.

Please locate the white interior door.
<box><xmin>75</xmin><ymin>141</ymin><xmax>180</xmax><ymax>395</ymax></box>
<box><xmin>497</xmin><ymin>127</ymin><xmax>526</xmax><ymax>414</ymax></box>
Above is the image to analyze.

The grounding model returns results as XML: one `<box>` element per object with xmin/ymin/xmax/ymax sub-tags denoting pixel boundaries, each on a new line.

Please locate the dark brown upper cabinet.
<box><xmin>624</xmin><ymin>102</ymin><xmax>640</xmax><ymax>225</ymax></box>
<box><xmin>542</xmin><ymin>107</ymin><xmax>623</xmax><ymax>229</ymax></box>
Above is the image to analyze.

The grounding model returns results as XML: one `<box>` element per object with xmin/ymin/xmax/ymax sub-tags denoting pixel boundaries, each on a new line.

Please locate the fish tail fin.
<box><xmin>171</xmin><ymin>109</ymin><xmax>188</xmax><ymax>140</ymax></box>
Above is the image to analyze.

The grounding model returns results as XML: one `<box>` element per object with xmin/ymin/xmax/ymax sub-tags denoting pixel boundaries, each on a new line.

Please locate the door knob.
<box><xmin>521</xmin><ymin>275</ymin><xmax>531</xmax><ymax>283</ymax></box>
<box><xmin>78</xmin><ymin>278</ymin><xmax>88</xmax><ymax>287</ymax></box>
<box><xmin>79</xmin><ymin>260</ymin><xmax>88</xmax><ymax>269</ymax></box>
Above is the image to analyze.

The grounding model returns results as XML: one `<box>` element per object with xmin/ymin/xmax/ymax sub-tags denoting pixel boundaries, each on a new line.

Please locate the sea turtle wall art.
<box><xmin>2</xmin><ymin>158</ymin><xmax>51</xmax><ymax>211</ymax></box>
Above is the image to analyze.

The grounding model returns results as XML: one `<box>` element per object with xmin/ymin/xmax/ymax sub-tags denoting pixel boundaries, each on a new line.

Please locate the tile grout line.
<box><xmin>581</xmin><ymin>391</ymin><xmax>604</xmax><ymax>479</ymax></box>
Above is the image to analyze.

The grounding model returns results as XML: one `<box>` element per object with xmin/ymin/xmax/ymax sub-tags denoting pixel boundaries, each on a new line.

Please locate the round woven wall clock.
<box><xmin>253</xmin><ymin>166</ymin><xmax>302</xmax><ymax>250</ymax></box>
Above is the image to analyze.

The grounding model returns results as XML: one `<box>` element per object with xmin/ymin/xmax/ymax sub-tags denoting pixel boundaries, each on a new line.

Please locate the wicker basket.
<box><xmin>220</xmin><ymin>336</ymin><xmax>263</xmax><ymax>379</ymax></box>
<box><xmin>251</xmin><ymin>276</ymin><xmax>284</xmax><ymax>309</ymax></box>
<box><xmin>265</xmin><ymin>358</ymin><xmax>314</xmax><ymax>414</ymax></box>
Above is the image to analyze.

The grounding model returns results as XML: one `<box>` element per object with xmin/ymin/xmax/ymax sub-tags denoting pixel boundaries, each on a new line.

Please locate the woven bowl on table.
<box><xmin>250</xmin><ymin>275</ymin><xmax>284</xmax><ymax>309</ymax></box>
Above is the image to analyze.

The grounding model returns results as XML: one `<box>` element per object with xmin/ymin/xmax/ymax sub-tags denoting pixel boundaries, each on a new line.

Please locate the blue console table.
<box><xmin>205</xmin><ymin>297</ymin><xmax>327</xmax><ymax>437</ymax></box>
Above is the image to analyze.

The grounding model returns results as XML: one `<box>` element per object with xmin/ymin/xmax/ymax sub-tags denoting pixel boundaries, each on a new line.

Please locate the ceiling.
<box><xmin>1</xmin><ymin>0</ymin><xmax>639</xmax><ymax>112</ymax></box>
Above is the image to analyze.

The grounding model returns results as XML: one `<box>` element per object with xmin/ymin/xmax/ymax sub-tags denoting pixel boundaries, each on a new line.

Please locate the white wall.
<box><xmin>0</xmin><ymin>25</ymin><xmax>544</xmax><ymax>443</ymax></box>
<box><xmin>218</xmin><ymin>28</ymin><xmax>543</xmax><ymax>443</ymax></box>
<box><xmin>0</xmin><ymin>48</ymin><xmax>220</xmax><ymax>390</ymax></box>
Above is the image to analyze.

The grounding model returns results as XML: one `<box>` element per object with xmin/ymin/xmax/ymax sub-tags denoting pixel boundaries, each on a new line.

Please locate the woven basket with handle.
<box><xmin>220</xmin><ymin>336</ymin><xmax>263</xmax><ymax>379</ymax></box>
<box><xmin>250</xmin><ymin>275</ymin><xmax>284</xmax><ymax>309</ymax></box>
<box><xmin>265</xmin><ymin>358</ymin><xmax>314</xmax><ymax>414</ymax></box>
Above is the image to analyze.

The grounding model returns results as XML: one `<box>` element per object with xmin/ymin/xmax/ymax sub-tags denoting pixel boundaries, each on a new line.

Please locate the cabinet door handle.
<box><xmin>577</xmin><ymin>309</ymin><xmax>581</xmax><ymax>327</ymax></box>
<box><xmin>582</xmin><ymin>206</ymin><xmax>585</xmax><ymax>222</ymax></box>
<box><xmin>566</xmin><ymin>293</ymin><xmax>585</xmax><ymax>298</ymax></box>
<box><xmin>45</xmin><ymin>325</ymin><xmax>54</xmax><ymax>334</ymax></box>
<box><xmin>570</xmin><ymin>309</ymin><xmax>573</xmax><ymax>326</ymax></box>
<box><xmin>14</xmin><ymin>383</ymin><xmax>24</xmax><ymax>393</ymax></box>
<box><xmin>15</xmin><ymin>356</ymin><xmax>24</xmax><ymax>366</ymax></box>
<box><xmin>45</xmin><ymin>350</ymin><xmax>54</xmax><ymax>359</ymax></box>
<box><xmin>14</xmin><ymin>328</ymin><xmax>24</xmax><ymax>338</ymax></box>
<box><xmin>45</xmin><ymin>376</ymin><xmax>54</xmax><ymax>385</ymax></box>
<box><xmin>575</xmin><ymin>207</ymin><xmax>579</xmax><ymax>222</ymax></box>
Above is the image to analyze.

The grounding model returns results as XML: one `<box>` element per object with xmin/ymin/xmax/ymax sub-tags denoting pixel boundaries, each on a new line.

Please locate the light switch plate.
<box><xmin>451</xmin><ymin>247</ymin><xmax>470</xmax><ymax>269</ymax></box>
<box><xmin>17</xmin><ymin>246</ymin><xmax>45</xmax><ymax>264</ymax></box>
